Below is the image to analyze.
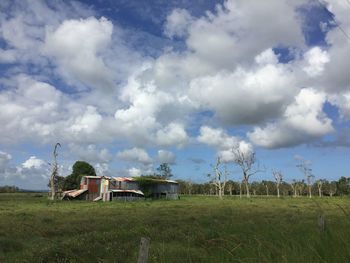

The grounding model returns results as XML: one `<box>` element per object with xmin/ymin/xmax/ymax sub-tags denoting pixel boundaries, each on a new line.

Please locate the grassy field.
<box><xmin>0</xmin><ymin>194</ymin><xmax>350</xmax><ymax>262</ymax></box>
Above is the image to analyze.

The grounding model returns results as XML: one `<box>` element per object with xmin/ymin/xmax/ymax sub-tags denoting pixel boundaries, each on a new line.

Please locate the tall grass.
<box><xmin>0</xmin><ymin>193</ymin><xmax>349</xmax><ymax>262</ymax></box>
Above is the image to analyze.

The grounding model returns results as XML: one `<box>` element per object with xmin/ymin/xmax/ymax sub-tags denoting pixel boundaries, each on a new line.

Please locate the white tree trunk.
<box><xmin>244</xmin><ymin>179</ymin><xmax>250</xmax><ymax>198</ymax></box>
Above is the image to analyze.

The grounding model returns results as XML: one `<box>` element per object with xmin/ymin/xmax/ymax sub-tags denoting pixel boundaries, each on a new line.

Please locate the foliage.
<box><xmin>0</xmin><ymin>185</ymin><xmax>19</xmax><ymax>193</ymax></box>
<box><xmin>63</xmin><ymin>161</ymin><xmax>96</xmax><ymax>190</ymax></box>
<box><xmin>47</xmin><ymin>176</ymin><xmax>65</xmax><ymax>191</ymax></box>
<box><xmin>156</xmin><ymin>163</ymin><xmax>173</xmax><ymax>179</ymax></box>
<box><xmin>336</xmin><ymin>177</ymin><xmax>350</xmax><ymax>196</ymax></box>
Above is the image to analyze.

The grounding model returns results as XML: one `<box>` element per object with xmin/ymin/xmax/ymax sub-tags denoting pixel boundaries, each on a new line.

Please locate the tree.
<box><xmin>47</xmin><ymin>175</ymin><xmax>65</xmax><ymax>192</ymax></box>
<box><xmin>316</xmin><ymin>179</ymin><xmax>325</xmax><ymax>197</ymax></box>
<box><xmin>328</xmin><ymin>181</ymin><xmax>337</xmax><ymax>197</ymax></box>
<box><xmin>49</xmin><ymin>143</ymin><xmax>61</xmax><ymax>200</ymax></box>
<box><xmin>63</xmin><ymin>161</ymin><xmax>96</xmax><ymax>190</ymax></box>
<box><xmin>232</xmin><ymin>148</ymin><xmax>263</xmax><ymax>198</ymax></box>
<box><xmin>272</xmin><ymin>170</ymin><xmax>283</xmax><ymax>198</ymax></box>
<box><xmin>156</xmin><ymin>163</ymin><xmax>173</xmax><ymax>179</ymax></box>
<box><xmin>296</xmin><ymin>158</ymin><xmax>314</xmax><ymax>198</ymax></box>
<box><xmin>336</xmin><ymin>177</ymin><xmax>350</xmax><ymax>196</ymax></box>
<box><xmin>208</xmin><ymin>157</ymin><xmax>228</xmax><ymax>200</ymax></box>
<box><xmin>291</xmin><ymin>180</ymin><xmax>298</xmax><ymax>197</ymax></box>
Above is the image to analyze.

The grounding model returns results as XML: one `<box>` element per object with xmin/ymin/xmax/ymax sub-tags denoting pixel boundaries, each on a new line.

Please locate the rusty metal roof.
<box><xmin>113</xmin><ymin>177</ymin><xmax>135</xmax><ymax>182</ymax></box>
<box><xmin>63</xmin><ymin>189</ymin><xmax>88</xmax><ymax>198</ymax></box>
<box><xmin>111</xmin><ymin>189</ymin><xmax>144</xmax><ymax>195</ymax></box>
<box><xmin>83</xmin><ymin>176</ymin><xmax>102</xmax><ymax>179</ymax></box>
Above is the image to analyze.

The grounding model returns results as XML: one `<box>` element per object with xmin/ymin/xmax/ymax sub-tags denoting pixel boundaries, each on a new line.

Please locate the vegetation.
<box><xmin>63</xmin><ymin>161</ymin><xmax>96</xmax><ymax>190</ymax></box>
<box><xmin>0</xmin><ymin>194</ymin><xmax>350</xmax><ymax>262</ymax></box>
<box><xmin>0</xmin><ymin>185</ymin><xmax>19</xmax><ymax>193</ymax></box>
<box><xmin>156</xmin><ymin>163</ymin><xmax>173</xmax><ymax>179</ymax></box>
<box><xmin>178</xmin><ymin>177</ymin><xmax>350</xmax><ymax>197</ymax></box>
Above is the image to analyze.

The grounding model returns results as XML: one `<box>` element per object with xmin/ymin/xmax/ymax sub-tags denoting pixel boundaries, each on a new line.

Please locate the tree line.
<box><xmin>177</xmin><ymin>177</ymin><xmax>350</xmax><ymax>197</ymax></box>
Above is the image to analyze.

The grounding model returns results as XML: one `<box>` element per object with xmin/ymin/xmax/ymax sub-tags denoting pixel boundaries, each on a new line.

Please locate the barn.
<box><xmin>62</xmin><ymin>175</ymin><xmax>179</xmax><ymax>201</ymax></box>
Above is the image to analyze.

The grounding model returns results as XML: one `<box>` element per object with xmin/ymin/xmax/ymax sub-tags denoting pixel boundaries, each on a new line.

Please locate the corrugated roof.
<box><xmin>111</xmin><ymin>189</ymin><xmax>144</xmax><ymax>195</ymax></box>
<box><xmin>63</xmin><ymin>189</ymin><xmax>88</xmax><ymax>198</ymax></box>
<box><xmin>113</xmin><ymin>177</ymin><xmax>135</xmax><ymax>182</ymax></box>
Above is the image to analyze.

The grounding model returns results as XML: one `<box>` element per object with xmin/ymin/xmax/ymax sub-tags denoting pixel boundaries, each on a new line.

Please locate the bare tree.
<box><xmin>296</xmin><ymin>158</ymin><xmax>314</xmax><ymax>198</ymax></box>
<box><xmin>273</xmin><ymin>170</ymin><xmax>283</xmax><ymax>198</ymax></box>
<box><xmin>297</xmin><ymin>180</ymin><xmax>306</xmax><ymax>196</ymax></box>
<box><xmin>265</xmin><ymin>183</ymin><xmax>269</xmax><ymax>197</ymax></box>
<box><xmin>239</xmin><ymin>180</ymin><xmax>242</xmax><ymax>199</ymax></box>
<box><xmin>208</xmin><ymin>157</ymin><xmax>228</xmax><ymax>199</ymax></box>
<box><xmin>291</xmin><ymin>180</ymin><xmax>298</xmax><ymax>198</ymax></box>
<box><xmin>316</xmin><ymin>180</ymin><xmax>323</xmax><ymax>197</ymax></box>
<box><xmin>188</xmin><ymin>179</ymin><xmax>193</xmax><ymax>195</ymax></box>
<box><xmin>49</xmin><ymin>143</ymin><xmax>61</xmax><ymax>200</ymax></box>
<box><xmin>232</xmin><ymin>148</ymin><xmax>263</xmax><ymax>198</ymax></box>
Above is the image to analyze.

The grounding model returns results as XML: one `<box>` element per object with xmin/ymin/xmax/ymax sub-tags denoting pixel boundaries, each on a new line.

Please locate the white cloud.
<box><xmin>70</xmin><ymin>106</ymin><xmax>103</xmax><ymax>135</ymax></box>
<box><xmin>184</xmin><ymin>0</ymin><xmax>305</xmax><ymax>69</ymax></box>
<box><xmin>117</xmin><ymin>147</ymin><xmax>153</xmax><ymax>165</ymax></box>
<box><xmin>189</xmin><ymin>52</ymin><xmax>297</xmax><ymax>124</ymax></box>
<box><xmin>45</xmin><ymin>16</ymin><xmax>114</xmax><ymax>90</ymax></box>
<box><xmin>218</xmin><ymin>141</ymin><xmax>253</xmax><ymax>163</ymax></box>
<box><xmin>197</xmin><ymin>126</ymin><xmax>239</xmax><ymax>149</ymax></box>
<box><xmin>155</xmin><ymin>123</ymin><xmax>188</xmax><ymax>147</ymax></box>
<box><xmin>302</xmin><ymin>47</ymin><xmax>330</xmax><ymax>77</ymax></box>
<box><xmin>164</xmin><ymin>8</ymin><xmax>193</xmax><ymax>38</ymax></box>
<box><xmin>69</xmin><ymin>144</ymin><xmax>112</xmax><ymax>164</ymax></box>
<box><xmin>22</xmin><ymin>156</ymin><xmax>46</xmax><ymax>169</ymax></box>
<box><xmin>0</xmin><ymin>151</ymin><xmax>12</xmax><ymax>173</ymax></box>
<box><xmin>95</xmin><ymin>162</ymin><xmax>110</xmax><ymax>176</ymax></box>
<box><xmin>197</xmin><ymin>126</ymin><xmax>252</xmax><ymax>163</ymax></box>
<box><xmin>248</xmin><ymin>88</ymin><xmax>334</xmax><ymax>148</ymax></box>
<box><xmin>157</xmin><ymin>150</ymin><xmax>176</xmax><ymax>164</ymax></box>
<box><xmin>128</xmin><ymin>167</ymin><xmax>142</xmax><ymax>177</ymax></box>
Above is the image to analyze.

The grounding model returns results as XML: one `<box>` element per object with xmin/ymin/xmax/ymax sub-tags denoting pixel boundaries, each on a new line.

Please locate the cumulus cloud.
<box><xmin>164</xmin><ymin>8</ymin><xmax>193</xmax><ymax>38</ymax></box>
<box><xmin>302</xmin><ymin>47</ymin><xmax>330</xmax><ymax>77</ymax></box>
<box><xmin>0</xmin><ymin>151</ymin><xmax>12</xmax><ymax>173</ymax></box>
<box><xmin>45</xmin><ymin>17</ymin><xmax>114</xmax><ymax>90</ymax></box>
<box><xmin>1</xmin><ymin>0</ymin><xmax>350</xmax><ymax>188</ymax></box>
<box><xmin>22</xmin><ymin>156</ymin><xmax>46</xmax><ymax>169</ymax></box>
<box><xmin>157</xmin><ymin>150</ymin><xmax>176</xmax><ymax>164</ymax></box>
<box><xmin>189</xmin><ymin>52</ymin><xmax>297</xmax><ymax>124</ymax></box>
<box><xmin>197</xmin><ymin>126</ymin><xmax>253</xmax><ymax>163</ymax></box>
<box><xmin>69</xmin><ymin>144</ymin><xmax>112</xmax><ymax>164</ymax></box>
<box><xmin>248</xmin><ymin>88</ymin><xmax>334</xmax><ymax>148</ymax></box>
<box><xmin>0</xmin><ymin>152</ymin><xmax>52</xmax><ymax>189</ymax></box>
<box><xmin>117</xmin><ymin>147</ymin><xmax>153</xmax><ymax>165</ymax></box>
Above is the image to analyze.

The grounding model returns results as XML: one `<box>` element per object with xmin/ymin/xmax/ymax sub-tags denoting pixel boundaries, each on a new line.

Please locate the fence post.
<box><xmin>137</xmin><ymin>237</ymin><xmax>150</xmax><ymax>263</ymax></box>
<box><xmin>318</xmin><ymin>214</ymin><xmax>325</xmax><ymax>233</ymax></box>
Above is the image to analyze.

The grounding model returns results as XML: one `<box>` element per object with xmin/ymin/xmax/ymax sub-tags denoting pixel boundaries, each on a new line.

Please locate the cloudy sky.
<box><xmin>1</xmin><ymin>0</ymin><xmax>350</xmax><ymax>189</ymax></box>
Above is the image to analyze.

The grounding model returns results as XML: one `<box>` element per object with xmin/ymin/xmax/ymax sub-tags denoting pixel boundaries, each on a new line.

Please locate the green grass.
<box><xmin>0</xmin><ymin>194</ymin><xmax>350</xmax><ymax>262</ymax></box>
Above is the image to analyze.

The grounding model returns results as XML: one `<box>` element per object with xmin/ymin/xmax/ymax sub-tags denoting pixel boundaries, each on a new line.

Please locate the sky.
<box><xmin>1</xmin><ymin>0</ymin><xmax>350</xmax><ymax>189</ymax></box>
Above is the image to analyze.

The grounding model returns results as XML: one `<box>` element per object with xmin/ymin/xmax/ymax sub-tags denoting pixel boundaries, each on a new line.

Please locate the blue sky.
<box><xmin>1</xmin><ymin>0</ymin><xmax>350</xmax><ymax>189</ymax></box>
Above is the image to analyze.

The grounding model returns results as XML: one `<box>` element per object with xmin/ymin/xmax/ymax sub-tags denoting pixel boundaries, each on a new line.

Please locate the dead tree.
<box><xmin>209</xmin><ymin>157</ymin><xmax>228</xmax><ymax>200</ymax></box>
<box><xmin>317</xmin><ymin>180</ymin><xmax>323</xmax><ymax>197</ymax></box>
<box><xmin>232</xmin><ymin>148</ymin><xmax>263</xmax><ymax>198</ymax></box>
<box><xmin>291</xmin><ymin>180</ymin><xmax>298</xmax><ymax>198</ymax></box>
<box><xmin>296</xmin><ymin>158</ymin><xmax>314</xmax><ymax>198</ymax></box>
<box><xmin>239</xmin><ymin>181</ymin><xmax>242</xmax><ymax>198</ymax></box>
<box><xmin>265</xmin><ymin>183</ymin><xmax>269</xmax><ymax>197</ymax></box>
<box><xmin>273</xmin><ymin>170</ymin><xmax>283</xmax><ymax>198</ymax></box>
<box><xmin>297</xmin><ymin>180</ymin><xmax>306</xmax><ymax>196</ymax></box>
<box><xmin>49</xmin><ymin>143</ymin><xmax>61</xmax><ymax>200</ymax></box>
